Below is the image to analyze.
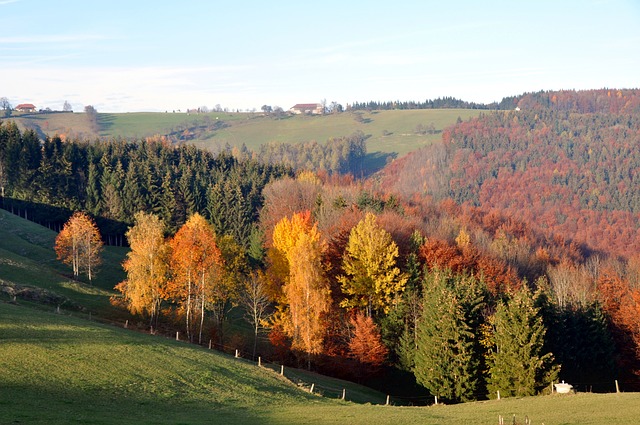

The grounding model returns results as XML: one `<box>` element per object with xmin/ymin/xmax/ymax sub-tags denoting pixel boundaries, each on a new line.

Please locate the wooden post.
<box><xmin>497</xmin><ymin>390</ymin><xmax>501</xmax><ymax>400</ymax></box>
<box><xmin>176</xmin><ymin>332</ymin><xmax>179</xmax><ymax>341</ymax></box>
<box><xmin>550</xmin><ymin>381</ymin><xmax>554</xmax><ymax>394</ymax></box>
<box><xmin>280</xmin><ymin>365</ymin><xmax>284</xmax><ymax>375</ymax></box>
<box><xmin>258</xmin><ymin>356</ymin><xmax>261</xmax><ymax>367</ymax></box>
<box><xmin>56</xmin><ymin>305</ymin><xmax>60</xmax><ymax>314</ymax></box>
<box><xmin>310</xmin><ymin>383</ymin><xmax>314</xmax><ymax>393</ymax></box>
<box><xmin>342</xmin><ymin>389</ymin><xmax>346</xmax><ymax>400</ymax></box>
<box><xmin>434</xmin><ymin>395</ymin><xmax>438</xmax><ymax>405</ymax></box>
<box><xmin>124</xmin><ymin>319</ymin><xmax>128</xmax><ymax>328</ymax></box>
<box><xmin>499</xmin><ymin>415</ymin><xmax>504</xmax><ymax>425</ymax></box>
<box><xmin>208</xmin><ymin>340</ymin><xmax>212</xmax><ymax>349</ymax></box>
<box><xmin>386</xmin><ymin>395</ymin><xmax>390</xmax><ymax>405</ymax></box>
<box><xmin>615</xmin><ymin>379</ymin><xmax>620</xmax><ymax>393</ymax></box>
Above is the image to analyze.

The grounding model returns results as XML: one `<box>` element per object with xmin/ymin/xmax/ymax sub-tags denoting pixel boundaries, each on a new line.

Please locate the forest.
<box><xmin>1</xmin><ymin>88</ymin><xmax>640</xmax><ymax>402</ymax></box>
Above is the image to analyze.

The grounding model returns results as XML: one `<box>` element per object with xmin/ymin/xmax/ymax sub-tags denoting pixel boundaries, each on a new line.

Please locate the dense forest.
<box><xmin>2</xmin><ymin>88</ymin><xmax>640</xmax><ymax>401</ymax></box>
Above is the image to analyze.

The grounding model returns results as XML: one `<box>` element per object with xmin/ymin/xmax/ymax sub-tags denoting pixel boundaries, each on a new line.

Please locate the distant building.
<box><xmin>289</xmin><ymin>103</ymin><xmax>324</xmax><ymax>115</ymax></box>
<box><xmin>15</xmin><ymin>103</ymin><xmax>36</xmax><ymax>113</ymax></box>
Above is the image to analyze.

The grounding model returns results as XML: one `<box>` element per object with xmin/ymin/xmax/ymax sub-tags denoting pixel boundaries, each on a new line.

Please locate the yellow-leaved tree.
<box><xmin>116</xmin><ymin>211</ymin><xmax>169</xmax><ymax>328</ymax></box>
<box><xmin>339</xmin><ymin>212</ymin><xmax>406</xmax><ymax>316</ymax></box>
<box><xmin>167</xmin><ymin>213</ymin><xmax>224</xmax><ymax>344</ymax></box>
<box><xmin>54</xmin><ymin>211</ymin><xmax>103</xmax><ymax>283</ymax></box>
<box><xmin>271</xmin><ymin>211</ymin><xmax>331</xmax><ymax>365</ymax></box>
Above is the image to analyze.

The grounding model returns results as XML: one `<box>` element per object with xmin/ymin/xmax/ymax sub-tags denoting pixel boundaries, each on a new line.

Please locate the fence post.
<box><xmin>258</xmin><ymin>356</ymin><xmax>261</xmax><ymax>367</ymax></box>
<box><xmin>497</xmin><ymin>390</ymin><xmax>501</xmax><ymax>400</ymax></box>
<box><xmin>615</xmin><ymin>380</ymin><xmax>620</xmax><ymax>393</ymax></box>
<box><xmin>434</xmin><ymin>395</ymin><xmax>438</xmax><ymax>405</ymax></box>
<box><xmin>310</xmin><ymin>383</ymin><xmax>314</xmax><ymax>393</ymax></box>
<box><xmin>209</xmin><ymin>340</ymin><xmax>212</xmax><ymax>350</ymax></box>
<box><xmin>342</xmin><ymin>389</ymin><xmax>346</xmax><ymax>400</ymax></box>
<box><xmin>176</xmin><ymin>331</ymin><xmax>179</xmax><ymax>341</ymax></box>
<box><xmin>386</xmin><ymin>395</ymin><xmax>390</xmax><ymax>405</ymax></box>
<box><xmin>124</xmin><ymin>319</ymin><xmax>128</xmax><ymax>328</ymax></box>
<box><xmin>280</xmin><ymin>365</ymin><xmax>284</xmax><ymax>375</ymax></box>
<box><xmin>235</xmin><ymin>349</ymin><xmax>239</xmax><ymax>358</ymax></box>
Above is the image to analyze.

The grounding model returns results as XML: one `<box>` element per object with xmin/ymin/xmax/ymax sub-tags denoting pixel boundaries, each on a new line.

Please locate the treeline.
<box><xmin>0</xmin><ymin>122</ymin><xmax>291</xmax><ymax>243</ymax></box>
<box><xmin>349</xmin><ymin>96</ymin><xmax>490</xmax><ymax>111</ymax></box>
<box><xmin>349</xmin><ymin>89</ymin><xmax>640</xmax><ymax>113</ymax></box>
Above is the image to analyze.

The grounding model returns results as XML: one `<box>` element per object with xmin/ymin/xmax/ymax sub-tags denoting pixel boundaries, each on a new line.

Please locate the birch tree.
<box><xmin>55</xmin><ymin>212</ymin><xmax>103</xmax><ymax>282</ymax></box>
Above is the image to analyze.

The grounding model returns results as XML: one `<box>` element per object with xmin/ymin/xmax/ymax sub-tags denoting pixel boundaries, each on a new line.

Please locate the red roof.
<box><xmin>291</xmin><ymin>103</ymin><xmax>321</xmax><ymax>110</ymax></box>
<box><xmin>16</xmin><ymin>103</ymin><xmax>36</xmax><ymax>110</ymax></box>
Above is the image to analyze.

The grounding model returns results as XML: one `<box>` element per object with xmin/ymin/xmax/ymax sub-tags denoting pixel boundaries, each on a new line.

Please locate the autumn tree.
<box><xmin>167</xmin><ymin>213</ymin><xmax>224</xmax><ymax>343</ymax></box>
<box><xmin>115</xmin><ymin>212</ymin><xmax>168</xmax><ymax>328</ymax></box>
<box><xmin>486</xmin><ymin>286</ymin><xmax>559</xmax><ymax>398</ymax></box>
<box><xmin>271</xmin><ymin>211</ymin><xmax>331</xmax><ymax>366</ymax></box>
<box><xmin>55</xmin><ymin>212</ymin><xmax>103</xmax><ymax>282</ymax></box>
<box><xmin>349</xmin><ymin>312</ymin><xmax>388</xmax><ymax>372</ymax></box>
<box><xmin>339</xmin><ymin>212</ymin><xmax>407</xmax><ymax>316</ymax></box>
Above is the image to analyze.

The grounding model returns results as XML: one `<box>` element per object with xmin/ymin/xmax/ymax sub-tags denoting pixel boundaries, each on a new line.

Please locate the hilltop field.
<box><xmin>2</xmin><ymin>209</ymin><xmax>640</xmax><ymax>425</ymax></box>
<box><xmin>9</xmin><ymin>109</ymin><xmax>480</xmax><ymax>157</ymax></box>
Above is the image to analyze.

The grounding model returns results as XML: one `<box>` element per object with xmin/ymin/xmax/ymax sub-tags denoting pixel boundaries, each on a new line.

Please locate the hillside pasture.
<box><xmin>2</xmin><ymin>301</ymin><xmax>640</xmax><ymax>425</ymax></box>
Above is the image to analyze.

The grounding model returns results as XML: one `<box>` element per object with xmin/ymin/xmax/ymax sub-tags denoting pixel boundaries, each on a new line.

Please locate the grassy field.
<box><xmin>5</xmin><ymin>109</ymin><xmax>480</xmax><ymax>158</ymax></box>
<box><xmin>2</xmin><ymin>300</ymin><xmax>640</xmax><ymax>425</ymax></box>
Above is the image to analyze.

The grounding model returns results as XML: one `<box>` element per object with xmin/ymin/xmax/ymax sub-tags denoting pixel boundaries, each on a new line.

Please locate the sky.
<box><xmin>1</xmin><ymin>0</ymin><xmax>639</xmax><ymax>113</ymax></box>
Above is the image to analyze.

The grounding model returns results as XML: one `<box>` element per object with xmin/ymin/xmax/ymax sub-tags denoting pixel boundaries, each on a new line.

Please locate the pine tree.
<box><xmin>487</xmin><ymin>286</ymin><xmax>559</xmax><ymax>398</ymax></box>
<box><xmin>413</xmin><ymin>269</ymin><xmax>482</xmax><ymax>402</ymax></box>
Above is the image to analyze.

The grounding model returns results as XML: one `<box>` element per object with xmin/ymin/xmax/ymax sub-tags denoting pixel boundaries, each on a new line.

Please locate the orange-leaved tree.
<box><xmin>116</xmin><ymin>211</ymin><xmax>169</xmax><ymax>328</ymax></box>
<box><xmin>55</xmin><ymin>211</ymin><xmax>103</xmax><ymax>282</ymax></box>
<box><xmin>271</xmin><ymin>211</ymin><xmax>331</xmax><ymax>366</ymax></box>
<box><xmin>349</xmin><ymin>312</ymin><xmax>388</xmax><ymax>369</ymax></box>
<box><xmin>167</xmin><ymin>213</ymin><xmax>224</xmax><ymax>344</ymax></box>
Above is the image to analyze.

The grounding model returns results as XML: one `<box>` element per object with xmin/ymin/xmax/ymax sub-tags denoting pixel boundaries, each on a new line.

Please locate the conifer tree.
<box><xmin>487</xmin><ymin>286</ymin><xmax>559</xmax><ymax>398</ymax></box>
<box><xmin>413</xmin><ymin>269</ymin><xmax>483</xmax><ymax>402</ymax></box>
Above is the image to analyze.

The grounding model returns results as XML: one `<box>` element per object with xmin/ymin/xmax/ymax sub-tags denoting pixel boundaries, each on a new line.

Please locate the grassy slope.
<box><xmin>3</xmin><ymin>301</ymin><xmax>640</xmax><ymax>425</ymax></box>
<box><xmin>7</xmin><ymin>109</ymin><xmax>480</xmax><ymax>158</ymax></box>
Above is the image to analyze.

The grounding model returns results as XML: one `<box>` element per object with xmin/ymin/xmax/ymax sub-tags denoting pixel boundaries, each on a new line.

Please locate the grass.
<box><xmin>0</xmin><ymin>209</ymin><xmax>127</xmax><ymax>317</ymax></box>
<box><xmin>3</xmin><ymin>300</ymin><xmax>640</xmax><ymax>425</ymax></box>
<box><xmin>6</xmin><ymin>109</ymin><xmax>481</xmax><ymax>158</ymax></box>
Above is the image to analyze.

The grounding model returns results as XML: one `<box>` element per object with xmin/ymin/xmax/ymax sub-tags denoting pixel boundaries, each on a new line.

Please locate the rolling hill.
<box><xmin>7</xmin><ymin>109</ymin><xmax>481</xmax><ymax>157</ymax></box>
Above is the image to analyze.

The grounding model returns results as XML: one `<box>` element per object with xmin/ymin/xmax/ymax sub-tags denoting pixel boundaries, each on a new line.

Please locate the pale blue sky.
<box><xmin>1</xmin><ymin>0</ymin><xmax>639</xmax><ymax>112</ymax></box>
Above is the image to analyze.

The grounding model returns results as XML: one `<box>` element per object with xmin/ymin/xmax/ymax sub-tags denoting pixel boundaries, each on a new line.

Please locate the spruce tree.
<box><xmin>487</xmin><ymin>286</ymin><xmax>559</xmax><ymax>398</ymax></box>
<box><xmin>413</xmin><ymin>269</ymin><xmax>483</xmax><ymax>402</ymax></box>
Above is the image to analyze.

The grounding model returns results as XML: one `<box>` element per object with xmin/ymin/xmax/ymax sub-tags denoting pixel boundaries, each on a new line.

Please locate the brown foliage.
<box><xmin>348</xmin><ymin>313</ymin><xmax>388</xmax><ymax>368</ymax></box>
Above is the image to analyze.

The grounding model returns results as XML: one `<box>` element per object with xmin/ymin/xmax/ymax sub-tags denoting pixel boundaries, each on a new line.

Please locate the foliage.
<box><xmin>167</xmin><ymin>213</ymin><xmax>223</xmax><ymax>343</ymax></box>
<box><xmin>349</xmin><ymin>312</ymin><xmax>388</xmax><ymax>368</ymax></box>
<box><xmin>413</xmin><ymin>268</ymin><xmax>485</xmax><ymax>402</ymax></box>
<box><xmin>486</xmin><ymin>286</ymin><xmax>559</xmax><ymax>398</ymax></box>
<box><xmin>339</xmin><ymin>212</ymin><xmax>407</xmax><ymax>316</ymax></box>
<box><xmin>54</xmin><ymin>211</ymin><xmax>103</xmax><ymax>282</ymax></box>
<box><xmin>116</xmin><ymin>211</ymin><xmax>168</xmax><ymax>327</ymax></box>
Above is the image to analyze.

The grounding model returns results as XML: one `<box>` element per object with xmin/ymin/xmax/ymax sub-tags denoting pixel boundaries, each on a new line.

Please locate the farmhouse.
<box><xmin>15</xmin><ymin>103</ymin><xmax>36</xmax><ymax>113</ymax></box>
<box><xmin>289</xmin><ymin>103</ymin><xmax>324</xmax><ymax>115</ymax></box>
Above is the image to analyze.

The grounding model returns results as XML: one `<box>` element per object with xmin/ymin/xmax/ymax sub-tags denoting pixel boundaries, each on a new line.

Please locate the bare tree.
<box><xmin>240</xmin><ymin>271</ymin><xmax>272</xmax><ymax>358</ymax></box>
<box><xmin>63</xmin><ymin>100</ymin><xmax>73</xmax><ymax>112</ymax></box>
<box><xmin>0</xmin><ymin>97</ymin><xmax>11</xmax><ymax>117</ymax></box>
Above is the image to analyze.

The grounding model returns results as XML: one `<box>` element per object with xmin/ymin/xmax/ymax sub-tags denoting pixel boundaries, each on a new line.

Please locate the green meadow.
<box><xmin>8</xmin><ymin>109</ymin><xmax>480</xmax><ymax>158</ymax></box>
<box><xmin>2</xmin><ymin>210</ymin><xmax>640</xmax><ymax>424</ymax></box>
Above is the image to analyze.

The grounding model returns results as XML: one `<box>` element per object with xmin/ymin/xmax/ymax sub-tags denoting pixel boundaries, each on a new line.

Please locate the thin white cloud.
<box><xmin>0</xmin><ymin>34</ymin><xmax>110</xmax><ymax>43</ymax></box>
<box><xmin>0</xmin><ymin>0</ymin><xmax>21</xmax><ymax>5</ymax></box>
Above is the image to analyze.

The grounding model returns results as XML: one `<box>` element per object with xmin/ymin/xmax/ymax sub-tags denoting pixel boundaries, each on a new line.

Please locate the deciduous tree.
<box><xmin>115</xmin><ymin>212</ymin><xmax>168</xmax><ymax>328</ymax></box>
<box><xmin>167</xmin><ymin>213</ymin><xmax>223</xmax><ymax>343</ymax></box>
<box><xmin>54</xmin><ymin>212</ymin><xmax>103</xmax><ymax>282</ymax></box>
<box><xmin>339</xmin><ymin>212</ymin><xmax>407</xmax><ymax>316</ymax></box>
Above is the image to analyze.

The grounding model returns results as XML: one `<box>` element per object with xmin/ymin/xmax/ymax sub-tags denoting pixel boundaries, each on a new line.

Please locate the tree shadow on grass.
<box><xmin>357</xmin><ymin>151</ymin><xmax>397</xmax><ymax>178</ymax></box>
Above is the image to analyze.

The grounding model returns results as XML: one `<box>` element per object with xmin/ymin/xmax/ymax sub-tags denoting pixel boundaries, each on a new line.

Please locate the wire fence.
<box><xmin>14</xmin><ymin>300</ymin><xmax>640</xmax><ymax>406</ymax></box>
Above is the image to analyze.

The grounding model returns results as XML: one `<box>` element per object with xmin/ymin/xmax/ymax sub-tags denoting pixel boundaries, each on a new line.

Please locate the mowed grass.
<box><xmin>3</xmin><ymin>301</ymin><xmax>640</xmax><ymax>425</ymax></box>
